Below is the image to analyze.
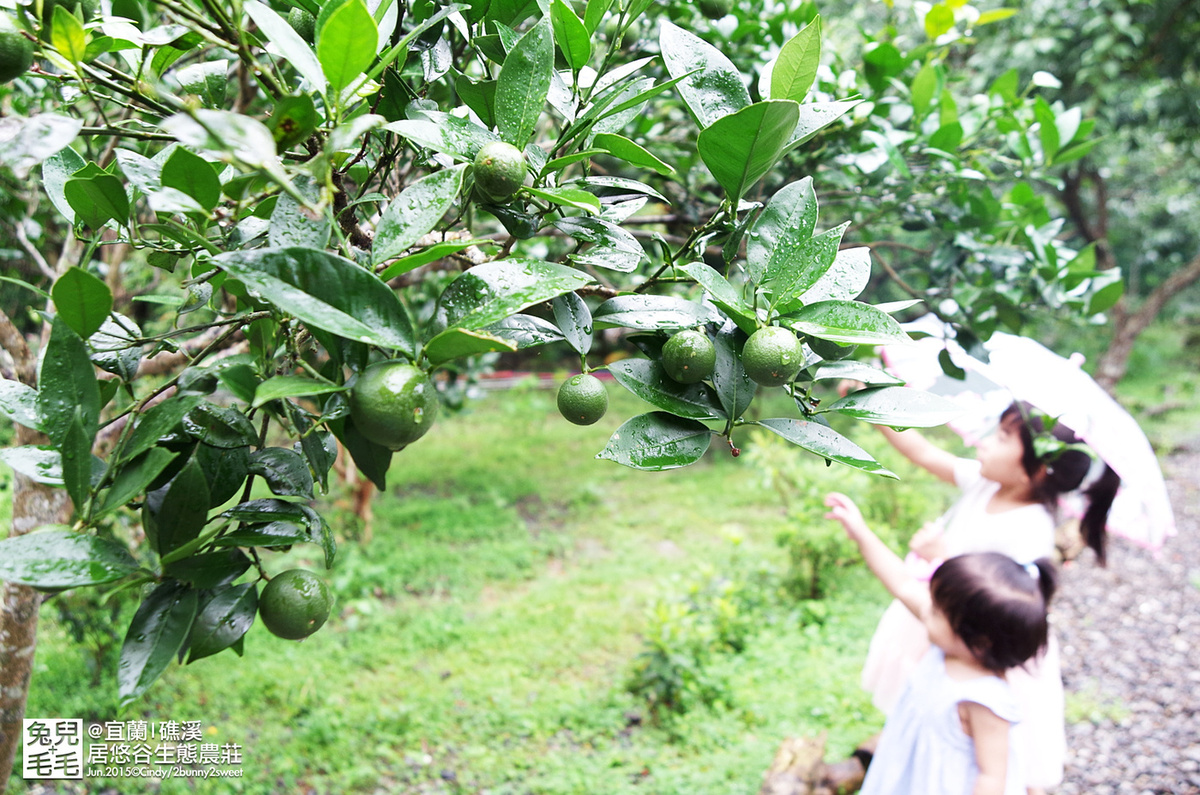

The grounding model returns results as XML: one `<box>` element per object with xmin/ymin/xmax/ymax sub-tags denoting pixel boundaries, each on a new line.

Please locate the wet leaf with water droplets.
<box><xmin>0</xmin><ymin>527</ymin><xmax>140</xmax><ymax>588</ymax></box>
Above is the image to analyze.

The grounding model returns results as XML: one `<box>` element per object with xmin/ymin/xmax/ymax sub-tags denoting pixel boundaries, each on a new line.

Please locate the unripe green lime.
<box><xmin>662</xmin><ymin>329</ymin><xmax>716</xmax><ymax>384</ymax></box>
<box><xmin>473</xmin><ymin>141</ymin><xmax>527</xmax><ymax>204</ymax></box>
<box><xmin>348</xmin><ymin>360</ymin><xmax>439</xmax><ymax>451</ymax></box>
<box><xmin>286</xmin><ymin>6</ymin><xmax>316</xmax><ymax>43</ymax></box>
<box><xmin>259</xmin><ymin>569</ymin><xmax>332</xmax><ymax>640</ymax></box>
<box><xmin>0</xmin><ymin>17</ymin><xmax>33</xmax><ymax>83</ymax></box>
<box><xmin>557</xmin><ymin>373</ymin><xmax>608</xmax><ymax>426</ymax></box>
<box><xmin>808</xmin><ymin>336</ymin><xmax>856</xmax><ymax>361</ymax></box>
<box><xmin>742</xmin><ymin>326</ymin><xmax>804</xmax><ymax>387</ymax></box>
<box><xmin>698</xmin><ymin>0</ymin><xmax>732</xmax><ymax>20</ymax></box>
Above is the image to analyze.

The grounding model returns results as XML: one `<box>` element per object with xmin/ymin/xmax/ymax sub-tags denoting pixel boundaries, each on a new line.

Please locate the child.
<box><xmin>826</xmin><ymin>492</ymin><xmax>1058</xmax><ymax>795</ymax></box>
<box><xmin>857</xmin><ymin>399</ymin><xmax>1120</xmax><ymax>793</ymax></box>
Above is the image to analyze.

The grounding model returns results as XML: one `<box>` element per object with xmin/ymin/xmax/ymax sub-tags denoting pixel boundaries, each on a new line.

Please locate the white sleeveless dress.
<box><xmin>861</xmin><ymin>647</ymin><xmax>1025</xmax><ymax>795</ymax></box>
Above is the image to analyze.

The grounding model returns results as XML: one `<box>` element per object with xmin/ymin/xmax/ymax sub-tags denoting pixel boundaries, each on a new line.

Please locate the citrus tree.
<box><xmin>0</xmin><ymin>0</ymin><xmax>1107</xmax><ymax>784</ymax></box>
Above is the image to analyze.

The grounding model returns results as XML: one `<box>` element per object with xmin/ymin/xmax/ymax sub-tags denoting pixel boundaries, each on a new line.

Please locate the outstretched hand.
<box><xmin>824</xmin><ymin>492</ymin><xmax>868</xmax><ymax>541</ymax></box>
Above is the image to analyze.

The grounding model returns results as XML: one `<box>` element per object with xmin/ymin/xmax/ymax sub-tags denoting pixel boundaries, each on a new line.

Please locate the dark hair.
<box><xmin>999</xmin><ymin>402</ymin><xmax>1120</xmax><ymax>566</ymax></box>
<box><xmin>930</xmin><ymin>553</ymin><xmax>1058</xmax><ymax>673</ymax></box>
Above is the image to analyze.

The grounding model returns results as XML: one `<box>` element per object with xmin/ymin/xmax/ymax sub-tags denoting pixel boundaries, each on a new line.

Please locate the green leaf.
<box><xmin>118</xmin><ymin>581</ymin><xmax>198</xmax><ymax>706</ymax></box>
<box><xmin>659</xmin><ymin>19</ymin><xmax>749</xmax><ymax>128</ymax></box>
<box><xmin>183</xmin><ymin>403</ymin><xmax>257</xmax><ymax>448</ymax></box>
<box><xmin>924</xmin><ymin>3</ymin><xmax>955</xmax><ymax>39</ymax></box>
<box><xmin>166</xmin><ymin>549</ymin><xmax>251</xmax><ymax>590</ymax></box>
<box><xmin>1034</xmin><ymin>97</ymin><xmax>1060</xmax><ymax>163</ymax></box>
<box><xmin>385</xmin><ymin>115</ymin><xmax>500</xmax><ymax>162</ymax></box>
<box><xmin>1087</xmin><ymin>275</ymin><xmax>1124</xmax><ymax>315</ymax></box>
<box><xmin>485</xmin><ymin>314</ymin><xmax>566</xmax><ymax>349</ymax></box>
<box><xmin>0</xmin><ymin>114</ymin><xmax>84</xmax><ymax>180</ymax></box>
<box><xmin>41</xmin><ymin>146</ymin><xmax>87</xmax><ymax>224</ymax></box>
<box><xmin>550</xmin><ymin>293</ymin><xmax>592</xmax><ymax>356</ymax></box>
<box><xmin>373</xmin><ymin>165</ymin><xmax>466</xmax><ymax>263</ymax></box>
<box><xmin>592</xmin><ymin>294</ymin><xmax>719</xmax><ymax>331</ymax></box>
<box><xmin>786</xmin><ymin>99</ymin><xmax>860</xmax><ymax>151</ymax></box>
<box><xmin>677</xmin><ymin>261</ymin><xmax>757</xmax><ymax>334</ymax></box>
<box><xmin>316</xmin><ymin>0</ymin><xmax>378</xmax><ymax>95</ymax></box>
<box><xmin>121</xmin><ymin>395</ymin><xmax>204</xmax><ymax>464</ymax></box>
<box><xmin>98</xmin><ymin>448</ymin><xmax>178</xmax><ymax>517</ymax></box>
<box><xmin>0</xmin><ymin>527</ymin><xmax>139</xmax><ymax>588</ymax></box>
<box><xmin>221</xmin><ymin>498</ymin><xmax>309</xmax><ymax>524</ymax></box>
<box><xmin>89</xmin><ymin>313</ymin><xmax>143</xmax><ymax>382</ymax></box>
<box><xmin>252</xmin><ymin>375</ymin><xmax>347</xmax><ymax>409</ymax></box>
<box><xmin>812</xmin><ymin>360</ymin><xmax>905</xmax><ymax>387</ymax></box>
<box><xmin>554</xmin><ymin>216</ymin><xmax>644</xmax><ymax>272</ymax></box>
<box><xmin>215</xmin><ymin>247</ymin><xmax>415</xmax><ymax>353</ymax></box>
<box><xmin>63</xmin><ymin>171</ymin><xmax>131</xmax><ymax>229</ymax></box>
<box><xmin>433</xmin><ymin>259</ymin><xmax>594</xmax><ymax>332</ymax></box>
<box><xmin>523</xmin><ymin>185</ymin><xmax>602</xmax><ymax>215</ymax></box>
<box><xmin>697</xmin><ymin>100</ymin><xmax>800</xmax><ymax>203</ymax></box>
<box><xmin>195</xmin><ymin>442</ymin><xmax>250</xmax><ymax>507</ymax></box>
<box><xmin>711</xmin><ymin>321</ymin><xmax>754</xmax><ymax>421</ymax></box>
<box><xmin>594</xmin><ymin>132</ymin><xmax>674</xmax><ymax>175</ymax></box>
<box><xmin>214</xmin><ymin>521</ymin><xmax>308</xmax><ymax>547</ymax></box>
<box><xmin>37</xmin><ymin>316</ymin><xmax>100</xmax><ymax>446</ymax></box>
<box><xmin>910</xmin><ymin>62</ymin><xmax>938</xmax><ymax>117</ymax></box>
<box><xmin>329</xmin><ymin>414</ymin><xmax>392</xmax><ymax>490</ymax></box>
<box><xmin>424</xmin><ymin>328</ymin><xmax>518</xmax><ymax>366</ymax></box>
<box><xmin>248</xmin><ymin>448</ymin><xmax>314</xmax><ymax>499</ymax></box>
<box><xmin>975</xmin><ymin>8</ymin><xmax>1016</xmax><ymax>25</ymax></box>
<box><xmin>583</xmin><ymin>0</ymin><xmax>613</xmax><ymax>33</ymax></box>
<box><xmin>267</xmin><ymin>94</ymin><xmax>322</xmax><ymax>151</ymax></box>
<box><xmin>244</xmin><ymin>0</ymin><xmax>326</xmax><ymax>92</ymax></box>
<box><xmin>550</xmin><ymin>0</ymin><xmax>590</xmax><ymax>71</ymax></box>
<box><xmin>608</xmin><ymin>359</ymin><xmax>725</xmax><ymax>420</ymax></box>
<box><xmin>496</xmin><ymin>17</ymin><xmax>553</xmax><ymax>146</ymax></box>
<box><xmin>770</xmin><ymin>17</ymin><xmax>820</xmax><ymax>102</ymax></box>
<box><xmin>0</xmin><ymin>378</ymin><xmax>44</xmax><ymax>431</ymax></box>
<box><xmin>152</xmin><ymin>460</ymin><xmax>211</xmax><ymax>557</ymax></box>
<box><xmin>596</xmin><ymin>412</ymin><xmax>712</xmax><ymax>470</ymax></box>
<box><xmin>763</xmin><ymin>222</ymin><xmax>849</xmax><ymax>307</ymax></box>
<box><xmin>824</xmin><ymin>386</ymin><xmax>963</xmax><ymax>428</ymax></box>
<box><xmin>0</xmin><ymin>446</ymin><xmax>66</xmax><ymax>485</ymax></box>
<box><xmin>746</xmin><ymin>176</ymin><xmax>817</xmax><ymax>286</ymax></box>
<box><xmin>161</xmin><ymin>147</ymin><xmax>221</xmax><ymax>211</ymax></box>
<box><xmin>784</xmin><ymin>300</ymin><xmax>908</xmax><ymax>345</ymax></box>
<box><xmin>378</xmin><ymin>239</ymin><xmax>499</xmax><ymax>281</ymax></box>
<box><xmin>928</xmin><ymin>121</ymin><xmax>962</xmax><ymax>152</ymax></box>
<box><xmin>186</xmin><ymin>583</ymin><xmax>257</xmax><ymax>663</ymax></box>
<box><xmin>52</xmin><ymin>267</ymin><xmax>113</xmax><ymax>339</ymax></box>
<box><xmin>162</xmin><ymin>110</ymin><xmax>287</xmax><ymax>182</ymax></box>
<box><xmin>756</xmin><ymin>419</ymin><xmax>896</xmax><ymax>478</ymax></box>
<box><xmin>61</xmin><ymin>409</ymin><xmax>93</xmax><ymax>516</ymax></box>
<box><xmin>795</xmin><ymin>246</ymin><xmax>871</xmax><ymax>305</ymax></box>
<box><xmin>51</xmin><ymin>5</ymin><xmax>87</xmax><ymax>65</ymax></box>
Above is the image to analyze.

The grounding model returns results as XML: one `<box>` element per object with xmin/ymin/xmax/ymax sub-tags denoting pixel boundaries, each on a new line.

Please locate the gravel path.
<box><xmin>1055</xmin><ymin>443</ymin><xmax>1200</xmax><ymax>794</ymax></box>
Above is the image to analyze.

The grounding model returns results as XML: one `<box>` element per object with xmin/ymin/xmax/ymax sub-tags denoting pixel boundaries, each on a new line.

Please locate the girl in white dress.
<box><xmin>826</xmin><ymin>491</ymin><xmax>1059</xmax><ymax>795</ymax></box>
<box><xmin>858</xmin><ymin>400</ymin><xmax>1120</xmax><ymax>793</ymax></box>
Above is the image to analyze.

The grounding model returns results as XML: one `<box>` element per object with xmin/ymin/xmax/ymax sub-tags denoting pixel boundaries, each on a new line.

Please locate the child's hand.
<box><xmin>824</xmin><ymin>492</ymin><xmax>868</xmax><ymax>540</ymax></box>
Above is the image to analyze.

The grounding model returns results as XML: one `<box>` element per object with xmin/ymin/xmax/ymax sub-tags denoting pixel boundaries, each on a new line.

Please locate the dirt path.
<box><xmin>1055</xmin><ymin>443</ymin><xmax>1200</xmax><ymax>794</ymax></box>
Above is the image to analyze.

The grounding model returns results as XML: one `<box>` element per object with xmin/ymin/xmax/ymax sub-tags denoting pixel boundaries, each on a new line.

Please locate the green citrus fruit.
<box><xmin>742</xmin><ymin>326</ymin><xmax>804</xmax><ymax>387</ymax></box>
<box><xmin>698</xmin><ymin>0</ymin><xmax>732</xmax><ymax>19</ymax></box>
<box><xmin>662</xmin><ymin>329</ymin><xmax>716</xmax><ymax>384</ymax></box>
<box><xmin>557</xmin><ymin>373</ymin><xmax>608</xmax><ymax>426</ymax></box>
<box><xmin>286</xmin><ymin>6</ymin><xmax>316</xmax><ymax>42</ymax></box>
<box><xmin>348</xmin><ymin>360</ymin><xmax>439</xmax><ymax>451</ymax></box>
<box><xmin>259</xmin><ymin>569</ymin><xmax>333</xmax><ymax>640</ymax></box>
<box><xmin>0</xmin><ymin>19</ymin><xmax>33</xmax><ymax>84</ymax></box>
<box><xmin>473</xmin><ymin>141</ymin><xmax>527</xmax><ymax>203</ymax></box>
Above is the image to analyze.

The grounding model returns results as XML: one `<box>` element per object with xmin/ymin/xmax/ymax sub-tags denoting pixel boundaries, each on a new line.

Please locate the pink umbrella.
<box><xmin>881</xmin><ymin>315</ymin><xmax>1176</xmax><ymax>551</ymax></box>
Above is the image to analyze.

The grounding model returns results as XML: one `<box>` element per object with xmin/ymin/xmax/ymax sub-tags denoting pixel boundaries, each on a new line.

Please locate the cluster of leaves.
<box><xmin>0</xmin><ymin>0</ymin><xmax>1108</xmax><ymax>707</ymax></box>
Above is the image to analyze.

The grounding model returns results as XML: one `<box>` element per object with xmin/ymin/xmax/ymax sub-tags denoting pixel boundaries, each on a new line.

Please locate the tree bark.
<box><xmin>0</xmin><ymin>310</ymin><xmax>71</xmax><ymax>794</ymax></box>
<box><xmin>1095</xmin><ymin>250</ymin><xmax>1200</xmax><ymax>390</ymax></box>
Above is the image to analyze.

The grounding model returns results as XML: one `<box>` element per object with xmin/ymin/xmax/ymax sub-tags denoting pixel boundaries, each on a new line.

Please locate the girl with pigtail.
<box><xmin>847</xmin><ymin>396</ymin><xmax>1121</xmax><ymax>795</ymax></box>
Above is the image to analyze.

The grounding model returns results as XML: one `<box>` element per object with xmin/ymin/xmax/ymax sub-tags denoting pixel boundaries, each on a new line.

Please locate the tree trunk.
<box><xmin>1095</xmin><ymin>251</ymin><xmax>1200</xmax><ymax>390</ymax></box>
<box><xmin>0</xmin><ymin>310</ymin><xmax>71</xmax><ymax>793</ymax></box>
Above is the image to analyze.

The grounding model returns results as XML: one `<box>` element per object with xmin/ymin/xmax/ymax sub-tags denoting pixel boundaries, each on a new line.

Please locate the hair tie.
<box><xmin>1023</xmin><ymin>562</ymin><xmax>1040</xmax><ymax>580</ymax></box>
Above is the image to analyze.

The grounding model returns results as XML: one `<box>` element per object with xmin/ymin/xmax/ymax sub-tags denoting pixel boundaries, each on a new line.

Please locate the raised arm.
<box><xmin>878</xmin><ymin>426</ymin><xmax>959</xmax><ymax>485</ymax></box>
<box><xmin>824</xmin><ymin>493</ymin><xmax>932</xmax><ymax>620</ymax></box>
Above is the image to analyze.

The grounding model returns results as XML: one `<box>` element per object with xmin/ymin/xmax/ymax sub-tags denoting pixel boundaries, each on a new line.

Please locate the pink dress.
<box><xmin>860</xmin><ymin>458</ymin><xmax>1066</xmax><ymax>789</ymax></box>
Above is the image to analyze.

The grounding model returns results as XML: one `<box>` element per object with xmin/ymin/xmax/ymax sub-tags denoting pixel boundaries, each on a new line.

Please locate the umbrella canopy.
<box><xmin>881</xmin><ymin>315</ymin><xmax>1176</xmax><ymax>551</ymax></box>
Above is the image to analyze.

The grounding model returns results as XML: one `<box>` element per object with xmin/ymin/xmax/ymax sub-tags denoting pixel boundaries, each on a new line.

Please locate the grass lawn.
<box><xmin>8</xmin><ymin>381</ymin><xmax>948</xmax><ymax>795</ymax></box>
